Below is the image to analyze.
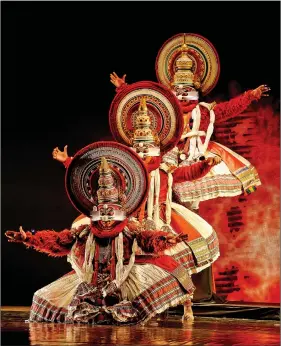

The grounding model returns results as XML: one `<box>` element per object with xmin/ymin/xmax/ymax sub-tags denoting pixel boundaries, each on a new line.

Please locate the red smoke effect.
<box><xmin>201</xmin><ymin>82</ymin><xmax>280</xmax><ymax>303</ymax></box>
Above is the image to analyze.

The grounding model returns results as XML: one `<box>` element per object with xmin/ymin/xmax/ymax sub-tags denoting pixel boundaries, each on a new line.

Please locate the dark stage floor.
<box><xmin>1</xmin><ymin>306</ymin><xmax>280</xmax><ymax>346</ymax></box>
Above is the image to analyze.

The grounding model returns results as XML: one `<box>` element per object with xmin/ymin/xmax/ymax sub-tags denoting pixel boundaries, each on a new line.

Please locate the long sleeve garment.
<box><xmin>23</xmin><ymin>229</ymin><xmax>77</xmax><ymax>257</ymax></box>
<box><xmin>180</xmin><ymin>90</ymin><xmax>260</xmax><ymax>133</ymax></box>
<box><xmin>20</xmin><ymin>223</ymin><xmax>184</xmax><ymax>259</ymax></box>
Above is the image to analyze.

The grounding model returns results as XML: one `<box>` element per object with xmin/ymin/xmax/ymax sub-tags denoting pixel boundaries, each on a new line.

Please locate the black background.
<box><xmin>2</xmin><ymin>1</ymin><xmax>280</xmax><ymax>306</ymax></box>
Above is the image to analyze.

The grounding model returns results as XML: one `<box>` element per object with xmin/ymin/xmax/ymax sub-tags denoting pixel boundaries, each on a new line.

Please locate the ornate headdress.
<box><xmin>171</xmin><ymin>35</ymin><xmax>198</xmax><ymax>87</ymax></box>
<box><xmin>131</xmin><ymin>96</ymin><xmax>160</xmax><ymax>157</ymax></box>
<box><xmin>65</xmin><ymin>141</ymin><xmax>149</xmax><ymax>219</ymax></box>
<box><xmin>91</xmin><ymin>157</ymin><xmax>126</xmax><ymax>222</ymax></box>
<box><xmin>156</xmin><ymin>33</ymin><xmax>220</xmax><ymax>97</ymax></box>
<box><xmin>109</xmin><ymin>81</ymin><xmax>184</xmax><ymax>155</ymax></box>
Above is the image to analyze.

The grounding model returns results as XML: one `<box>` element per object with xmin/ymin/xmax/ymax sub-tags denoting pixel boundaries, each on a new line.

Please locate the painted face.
<box><xmin>132</xmin><ymin>142</ymin><xmax>160</xmax><ymax>160</ymax></box>
<box><xmin>173</xmin><ymin>85</ymin><xmax>191</xmax><ymax>97</ymax></box>
<box><xmin>172</xmin><ymin>85</ymin><xmax>199</xmax><ymax>103</ymax></box>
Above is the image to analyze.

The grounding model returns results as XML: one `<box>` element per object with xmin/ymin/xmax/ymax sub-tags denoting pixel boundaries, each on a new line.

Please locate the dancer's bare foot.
<box><xmin>182</xmin><ymin>302</ymin><xmax>194</xmax><ymax>322</ymax></box>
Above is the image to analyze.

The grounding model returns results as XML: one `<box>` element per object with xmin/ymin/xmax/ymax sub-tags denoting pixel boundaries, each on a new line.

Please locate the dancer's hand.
<box><xmin>5</xmin><ymin>226</ymin><xmax>27</xmax><ymax>243</ymax></box>
<box><xmin>165</xmin><ymin>233</ymin><xmax>188</xmax><ymax>244</ymax></box>
<box><xmin>251</xmin><ymin>85</ymin><xmax>271</xmax><ymax>98</ymax></box>
<box><xmin>73</xmin><ymin>225</ymin><xmax>90</xmax><ymax>239</ymax></box>
<box><xmin>206</xmin><ymin>156</ymin><xmax>222</xmax><ymax>166</ymax></box>
<box><xmin>52</xmin><ymin>145</ymin><xmax>69</xmax><ymax>163</ymax></box>
<box><xmin>110</xmin><ymin>72</ymin><xmax>126</xmax><ymax>88</ymax></box>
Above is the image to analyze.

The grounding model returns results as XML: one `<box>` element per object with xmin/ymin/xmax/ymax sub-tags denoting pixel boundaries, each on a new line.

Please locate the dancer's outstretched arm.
<box><xmin>5</xmin><ymin>225</ymin><xmax>88</xmax><ymax>257</ymax></box>
<box><xmin>213</xmin><ymin>85</ymin><xmax>270</xmax><ymax>123</ymax></box>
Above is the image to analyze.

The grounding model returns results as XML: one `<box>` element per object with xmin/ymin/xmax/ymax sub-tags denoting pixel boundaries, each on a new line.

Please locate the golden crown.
<box><xmin>133</xmin><ymin>97</ymin><xmax>155</xmax><ymax>143</ymax></box>
<box><xmin>92</xmin><ymin>157</ymin><xmax>126</xmax><ymax>222</ymax></box>
<box><xmin>97</xmin><ymin>157</ymin><xmax>119</xmax><ymax>203</ymax></box>
<box><xmin>131</xmin><ymin>97</ymin><xmax>160</xmax><ymax>157</ymax></box>
<box><xmin>171</xmin><ymin>34</ymin><xmax>200</xmax><ymax>89</ymax></box>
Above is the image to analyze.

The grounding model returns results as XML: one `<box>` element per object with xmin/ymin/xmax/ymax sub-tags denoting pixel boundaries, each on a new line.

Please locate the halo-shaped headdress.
<box><xmin>109</xmin><ymin>81</ymin><xmax>184</xmax><ymax>154</ymax></box>
<box><xmin>65</xmin><ymin>141</ymin><xmax>149</xmax><ymax>218</ymax></box>
<box><xmin>155</xmin><ymin>33</ymin><xmax>220</xmax><ymax>96</ymax></box>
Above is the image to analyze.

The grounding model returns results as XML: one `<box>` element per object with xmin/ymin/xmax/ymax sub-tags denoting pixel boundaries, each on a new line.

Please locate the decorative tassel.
<box><xmin>153</xmin><ymin>169</ymin><xmax>161</xmax><ymax>228</ymax></box>
<box><xmin>147</xmin><ymin>170</ymin><xmax>155</xmax><ymax>220</ymax></box>
<box><xmin>165</xmin><ymin>172</ymin><xmax>173</xmax><ymax>225</ymax></box>
<box><xmin>82</xmin><ymin>232</ymin><xmax>95</xmax><ymax>283</ymax></box>
<box><xmin>92</xmin><ymin>243</ymin><xmax>100</xmax><ymax>286</ymax></box>
<box><xmin>67</xmin><ymin>233</ymin><xmax>95</xmax><ymax>284</ymax></box>
<box><xmin>188</xmin><ymin>107</ymin><xmax>200</xmax><ymax>161</ymax></box>
<box><xmin>183</xmin><ymin>137</ymin><xmax>190</xmax><ymax>155</ymax></box>
<box><xmin>110</xmin><ymin>239</ymin><xmax>116</xmax><ymax>280</ymax></box>
<box><xmin>182</xmin><ymin>103</ymin><xmax>215</xmax><ymax>161</ymax></box>
<box><xmin>201</xmin><ymin>105</ymin><xmax>215</xmax><ymax>154</ymax></box>
<box><xmin>115</xmin><ymin>233</ymin><xmax>124</xmax><ymax>285</ymax></box>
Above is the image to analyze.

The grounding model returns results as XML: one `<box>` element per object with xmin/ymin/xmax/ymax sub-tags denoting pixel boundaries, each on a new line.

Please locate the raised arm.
<box><xmin>5</xmin><ymin>225</ymin><xmax>88</xmax><ymax>257</ymax></box>
<box><xmin>52</xmin><ymin>145</ymin><xmax>73</xmax><ymax>168</ymax></box>
<box><xmin>214</xmin><ymin>85</ymin><xmax>270</xmax><ymax>123</ymax></box>
<box><xmin>110</xmin><ymin>71</ymin><xmax>127</xmax><ymax>93</ymax></box>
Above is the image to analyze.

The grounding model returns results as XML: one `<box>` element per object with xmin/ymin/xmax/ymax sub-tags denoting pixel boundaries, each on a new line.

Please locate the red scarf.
<box><xmin>90</xmin><ymin>219</ymin><xmax>128</xmax><ymax>239</ymax></box>
<box><xmin>181</xmin><ymin>101</ymin><xmax>198</xmax><ymax>114</ymax></box>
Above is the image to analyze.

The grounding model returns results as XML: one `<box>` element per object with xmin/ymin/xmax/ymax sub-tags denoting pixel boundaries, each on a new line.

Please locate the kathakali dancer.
<box><xmin>156</xmin><ymin>33</ymin><xmax>270</xmax><ymax>211</ymax></box>
<box><xmin>111</xmin><ymin>33</ymin><xmax>269</xmax><ymax>213</ymax></box>
<box><xmin>155</xmin><ymin>33</ymin><xmax>269</xmax><ymax>303</ymax></box>
<box><xmin>6</xmin><ymin>141</ymin><xmax>198</xmax><ymax>324</ymax></box>
<box><xmin>107</xmin><ymin>78</ymin><xmax>222</xmax><ymax>302</ymax></box>
<box><xmin>108</xmin><ymin>82</ymin><xmax>222</xmax><ymax>310</ymax></box>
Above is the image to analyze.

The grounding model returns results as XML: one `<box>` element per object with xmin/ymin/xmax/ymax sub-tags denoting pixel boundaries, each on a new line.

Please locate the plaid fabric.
<box><xmin>171</xmin><ymin>247</ymin><xmax>196</xmax><ymax>271</ymax></box>
<box><xmin>187</xmin><ymin>238</ymin><xmax>211</xmax><ymax>264</ymax></box>
<box><xmin>234</xmin><ymin>165</ymin><xmax>261</xmax><ymax>191</ymax></box>
<box><xmin>89</xmin><ymin>273</ymin><xmax>191</xmax><ymax>325</ymax></box>
<box><xmin>173</xmin><ymin>173</ymin><xmax>243</xmax><ymax>203</ymax></box>
<box><xmin>29</xmin><ymin>294</ymin><xmax>67</xmax><ymax>322</ymax></box>
<box><xmin>162</xmin><ymin>147</ymin><xmax>179</xmax><ymax>167</ymax></box>
<box><xmin>68</xmin><ymin>282</ymin><xmax>99</xmax><ymax>306</ymax></box>
<box><xmin>65</xmin><ymin>282</ymin><xmax>117</xmax><ymax>324</ymax></box>
<box><xmin>206</xmin><ymin>231</ymin><xmax>220</xmax><ymax>259</ymax></box>
<box><xmin>171</xmin><ymin>266</ymin><xmax>195</xmax><ymax>293</ymax></box>
<box><xmin>29</xmin><ymin>271</ymin><xmax>191</xmax><ymax>325</ymax></box>
<box><xmin>131</xmin><ymin>274</ymin><xmax>190</xmax><ymax>323</ymax></box>
<box><xmin>170</xmin><ymin>232</ymin><xmax>220</xmax><ymax>274</ymax></box>
<box><xmin>105</xmin><ymin>300</ymin><xmax>139</xmax><ymax>324</ymax></box>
